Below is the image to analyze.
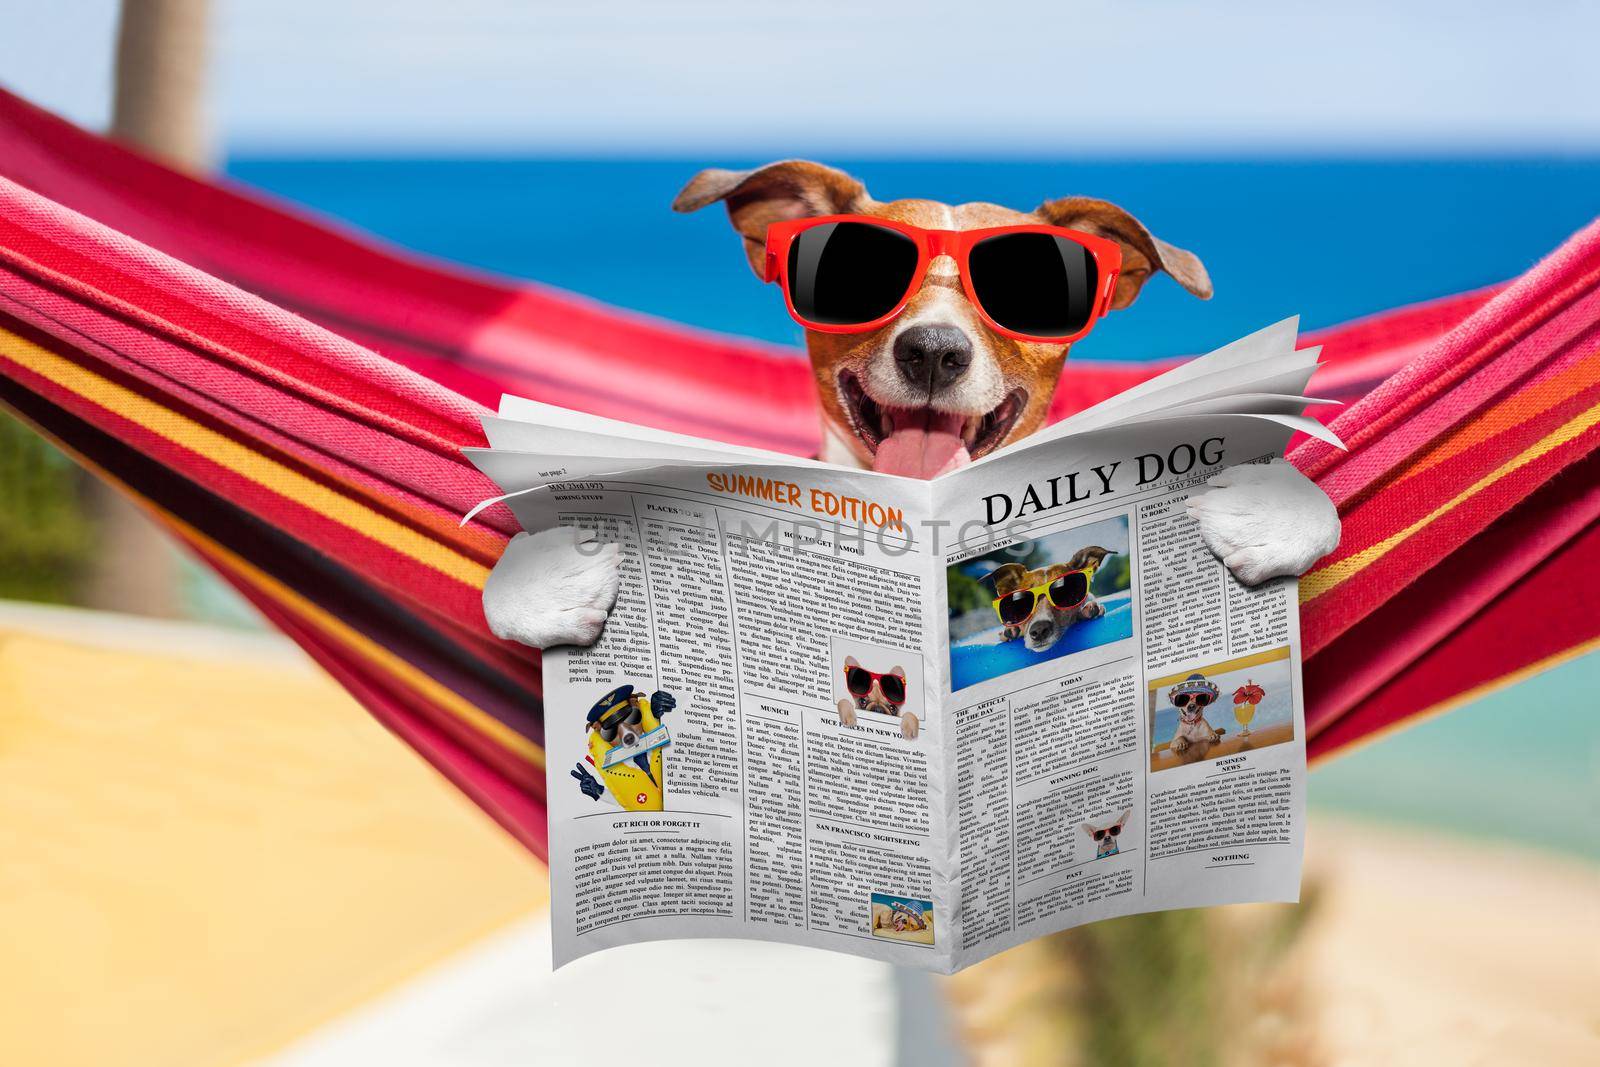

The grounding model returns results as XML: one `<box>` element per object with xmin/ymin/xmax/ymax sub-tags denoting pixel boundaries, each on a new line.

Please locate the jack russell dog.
<box><xmin>480</xmin><ymin>162</ymin><xmax>1340</xmax><ymax>652</ymax></box>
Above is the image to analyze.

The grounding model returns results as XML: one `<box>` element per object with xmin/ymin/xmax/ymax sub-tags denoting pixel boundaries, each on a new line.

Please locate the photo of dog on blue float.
<box><xmin>946</xmin><ymin>515</ymin><xmax>1132</xmax><ymax>691</ymax></box>
<box><xmin>1148</xmin><ymin>647</ymin><xmax>1293</xmax><ymax>772</ymax></box>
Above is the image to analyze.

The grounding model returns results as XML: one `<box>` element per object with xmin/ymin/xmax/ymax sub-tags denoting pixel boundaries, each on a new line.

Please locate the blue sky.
<box><xmin>6</xmin><ymin>1</ymin><xmax>1598</xmax><ymax>155</ymax></box>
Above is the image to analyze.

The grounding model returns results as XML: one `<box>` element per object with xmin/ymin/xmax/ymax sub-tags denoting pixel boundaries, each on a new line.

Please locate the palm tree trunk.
<box><xmin>112</xmin><ymin>0</ymin><xmax>213</xmax><ymax>169</ymax></box>
<box><xmin>85</xmin><ymin>0</ymin><xmax>212</xmax><ymax>615</ymax></box>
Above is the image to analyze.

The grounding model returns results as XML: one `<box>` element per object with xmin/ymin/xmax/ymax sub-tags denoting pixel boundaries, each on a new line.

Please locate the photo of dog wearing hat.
<box><xmin>870</xmin><ymin>892</ymin><xmax>935</xmax><ymax>946</ymax></box>
<box><xmin>833</xmin><ymin>639</ymin><xmax>923</xmax><ymax>741</ymax></box>
<box><xmin>1148</xmin><ymin>647</ymin><xmax>1293</xmax><ymax>771</ymax></box>
<box><xmin>946</xmin><ymin>514</ymin><xmax>1132</xmax><ymax>691</ymax></box>
<box><xmin>570</xmin><ymin>684</ymin><xmax>677</xmax><ymax>811</ymax></box>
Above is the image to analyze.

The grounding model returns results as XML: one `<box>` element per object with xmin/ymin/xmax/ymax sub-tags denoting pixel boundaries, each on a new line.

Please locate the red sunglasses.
<box><xmin>764</xmin><ymin>215</ymin><xmax>1122</xmax><ymax>344</ymax></box>
<box><xmin>844</xmin><ymin>665</ymin><xmax>907</xmax><ymax>706</ymax></box>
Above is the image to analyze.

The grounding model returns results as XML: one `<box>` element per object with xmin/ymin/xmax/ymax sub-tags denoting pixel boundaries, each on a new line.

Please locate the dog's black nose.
<box><xmin>894</xmin><ymin>324</ymin><xmax>973</xmax><ymax>391</ymax></box>
<box><xmin>1028</xmin><ymin>619</ymin><xmax>1053</xmax><ymax>642</ymax></box>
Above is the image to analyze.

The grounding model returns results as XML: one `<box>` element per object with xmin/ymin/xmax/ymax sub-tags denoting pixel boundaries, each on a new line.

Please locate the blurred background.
<box><xmin>2</xmin><ymin>2</ymin><xmax>1596</xmax><ymax>1065</ymax></box>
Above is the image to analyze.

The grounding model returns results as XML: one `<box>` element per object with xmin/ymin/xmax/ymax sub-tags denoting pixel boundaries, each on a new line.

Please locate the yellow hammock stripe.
<box><xmin>1392</xmin><ymin>350</ymin><xmax>1600</xmax><ymax>489</ymax></box>
<box><xmin>1302</xmin><ymin>394</ymin><xmax>1600</xmax><ymax>603</ymax></box>
<box><xmin>166</xmin><ymin>517</ymin><xmax>545</xmax><ymax>771</ymax></box>
<box><xmin>0</xmin><ymin>388</ymin><xmax>543</xmax><ymax>770</ymax></box>
<box><xmin>0</xmin><ymin>326</ymin><xmax>489</xmax><ymax>589</ymax></box>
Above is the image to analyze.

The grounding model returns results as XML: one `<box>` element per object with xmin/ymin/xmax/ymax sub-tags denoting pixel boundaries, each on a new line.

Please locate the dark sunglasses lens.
<box><xmin>969</xmin><ymin>233</ymin><xmax>1098</xmax><ymax>338</ymax></box>
<box><xmin>1195</xmin><ymin>693</ymin><xmax>1213</xmax><ymax>707</ymax></box>
<box><xmin>1093</xmin><ymin>829</ymin><xmax>1106</xmax><ymax>840</ymax></box>
<box><xmin>997</xmin><ymin>590</ymin><xmax>1036</xmax><ymax>626</ymax></box>
<box><xmin>787</xmin><ymin>222</ymin><xmax>918</xmax><ymax>326</ymax></box>
<box><xmin>879</xmin><ymin>674</ymin><xmax>906</xmax><ymax>703</ymax></box>
<box><xmin>846</xmin><ymin>666</ymin><xmax>873</xmax><ymax>695</ymax></box>
<box><xmin>1048</xmin><ymin>572</ymin><xmax>1089</xmax><ymax>608</ymax></box>
<box><xmin>1107</xmin><ymin>825</ymin><xmax>1120</xmax><ymax>837</ymax></box>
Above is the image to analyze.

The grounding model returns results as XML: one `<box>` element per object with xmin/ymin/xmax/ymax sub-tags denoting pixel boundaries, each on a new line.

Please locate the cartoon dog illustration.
<box><xmin>1083</xmin><ymin>809</ymin><xmax>1130</xmax><ymax>859</ymax></box>
<box><xmin>837</xmin><ymin>655</ymin><xmax>918</xmax><ymax>739</ymax></box>
<box><xmin>570</xmin><ymin>684</ymin><xmax>676</xmax><ymax>811</ymax></box>
<box><xmin>1167</xmin><ymin>673</ymin><xmax>1225</xmax><ymax>762</ymax></box>
<box><xmin>983</xmin><ymin>547</ymin><xmax>1113</xmax><ymax>652</ymax></box>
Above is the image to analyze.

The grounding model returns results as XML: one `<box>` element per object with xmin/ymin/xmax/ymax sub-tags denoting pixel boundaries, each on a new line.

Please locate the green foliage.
<box><xmin>947</xmin><ymin>567</ymin><xmax>991</xmax><ymax>615</ymax></box>
<box><xmin>1092</xmin><ymin>551</ymin><xmax>1131</xmax><ymax>597</ymax></box>
<box><xmin>0</xmin><ymin>412</ymin><xmax>95</xmax><ymax>603</ymax></box>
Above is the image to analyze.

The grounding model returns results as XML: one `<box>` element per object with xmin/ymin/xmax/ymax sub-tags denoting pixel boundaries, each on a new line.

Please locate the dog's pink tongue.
<box><xmin>872</xmin><ymin>409</ymin><xmax>972</xmax><ymax>479</ymax></box>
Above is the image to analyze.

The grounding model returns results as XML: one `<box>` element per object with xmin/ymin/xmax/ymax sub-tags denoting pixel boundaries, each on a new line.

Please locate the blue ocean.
<box><xmin>224</xmin><ymin>157</ymin><xmax>1600</xmax><ymax>858</ymax></box>
<box><xmin>228</xmin><ymin>157</ymin><xmax>1600</xmax><ymax>360</ymax></box>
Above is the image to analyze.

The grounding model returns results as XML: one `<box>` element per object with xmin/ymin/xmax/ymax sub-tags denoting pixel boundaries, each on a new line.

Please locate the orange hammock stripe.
<box><xmin>0</xmin><ymin>384</ymin><xmax>544</xmax><ymax>775</ymax></box>
<box><xmin>1302</xmin><ymin>389</ymin><xmax>1600</xmax><ymax>601</ymax></box>
<box><xmin>0</xmin><ymin>323</ymin><xmax>491</xmax><ymax>590</ymax></box>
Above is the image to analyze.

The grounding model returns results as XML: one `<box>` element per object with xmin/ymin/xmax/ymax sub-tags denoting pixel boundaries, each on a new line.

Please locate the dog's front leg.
<box><xmin>482</xmin><ymin>526</ymin><xmax>622</xmax><ymax>649</ymax></box>
<box><xmin>899</xmin><ymin>711</ymin><xmax>920</xmax><ymax>741</ymax></box>
<box><xmin>836</xmin><ymin>698</ymin><xmax>859</xmax><ymax>728</ymax></box>
<box><xmin>1185</xmin><ymin>458</ymin><xmax>1340</xmax><ymax>586</ymax></box>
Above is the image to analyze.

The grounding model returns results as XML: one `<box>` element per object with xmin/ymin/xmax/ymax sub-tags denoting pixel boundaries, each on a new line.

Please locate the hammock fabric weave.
<box><xmin>0</xmin><ymin>89</ymin><xmax>1595</xmax><ymax>858</ymax></box>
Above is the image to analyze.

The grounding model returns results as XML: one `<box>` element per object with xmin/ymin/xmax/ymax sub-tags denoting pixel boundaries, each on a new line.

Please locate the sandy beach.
<box><xmin>1300</xmin><ymin>818</ymin><xmax>1600</xmax><ymax>1064</ymax></box>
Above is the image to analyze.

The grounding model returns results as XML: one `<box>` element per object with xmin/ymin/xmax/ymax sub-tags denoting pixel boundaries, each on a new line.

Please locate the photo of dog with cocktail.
<box><xmin>946</xmin><ymin>516</ymin><xmax>1132</xmax><ymax>691</ymax></box>
<box><xmin>1148</xmin><ymin>647</ymin><xmax>1294</xmax><ymax>771</ymax></box>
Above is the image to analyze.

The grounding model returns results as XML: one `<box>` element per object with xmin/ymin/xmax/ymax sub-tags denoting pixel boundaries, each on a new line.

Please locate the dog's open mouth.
<box><xmin>840</xmin><ymin>372</ymin><xmax>1026</xmax><ymax>479</ymax></box>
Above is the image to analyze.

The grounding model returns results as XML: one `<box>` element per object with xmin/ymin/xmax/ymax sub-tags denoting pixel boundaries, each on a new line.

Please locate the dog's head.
<box><xmin>1082</xmin><ymin>809</ymin><xmax>1130</xmax><ymax>853</ymax></box>
<box><xmin>984</xmin><ymin>546</ymin><xmax>1113</xmax><ymax>652</ymax></box>
<box><xmin>674</xmin><ymin>161</ymin><xmax>1210</xmax><ymax>476</ymax></box>
<box><xmin>590</xmin><ymin>693</ymin><xmax>649</xmax><ymax>750</ymax></box>
<box><xmin>1169</xmin><ymin>673</ymin><xmax>1221</xmax><ymax>725</ymax></box>
<box><xmin>843</xmin><ymin>654</ymin><xmax>906</xmax><ymax>717</ymax></box>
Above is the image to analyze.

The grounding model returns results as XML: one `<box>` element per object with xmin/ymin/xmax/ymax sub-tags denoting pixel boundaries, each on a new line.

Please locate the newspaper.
<box><xmin>466</xmin><ymin>319</ymin><xmax>1338</xmax><ymax>974</ymax></box>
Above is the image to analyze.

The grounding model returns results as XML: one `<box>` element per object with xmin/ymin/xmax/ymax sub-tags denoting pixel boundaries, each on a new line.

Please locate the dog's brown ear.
<box><xmin>1035</xmin><ymin>197</ymin><xmax>1212</xmax><ymax>309</ymax></box>
<box><xmin>1067</xmin><ymin>546</ymin><xmax>1113</xmax><ymax>571</ymax></box>
<box><xmin>980</xmin><ymin>562</ymin><xmax>1029</xmax><ymax>594</ymax></box>
<box><xmin>673</xmin><ymin>160</ymin><xmax>872</xmax><ymax>277</ymax></box>
<box><xmin>843</xmin><ymin>654</ymin><xmax>861</xmax><ymax>670</ymax></box>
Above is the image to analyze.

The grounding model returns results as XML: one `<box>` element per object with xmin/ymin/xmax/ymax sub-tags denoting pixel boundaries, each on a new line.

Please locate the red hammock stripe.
<box><xmin>1</xmin><ymin>86</ymin><xmax>1595</xmax><ymax>864</ymax></box>
<box><xmin>0</xmin><ymin>362</ymin><xmax>546</xmax><ymax>763</ymax></box>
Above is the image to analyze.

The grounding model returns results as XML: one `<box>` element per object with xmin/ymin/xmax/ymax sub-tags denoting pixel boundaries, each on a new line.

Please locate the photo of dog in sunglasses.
<box><xmin>1083</xmin><ymin>809</ymin><xmax>1131</xmax><ymax>860</ymax></box>
<box><xmin>947</xmin><ymin>516</ymin><xmax>1132</xmax><ymax>691</ymax></box>
<box><xmin>1149</xmin><ymin>647</ymin><xmax>1294</xmax><ymax>771</ymax></box>
<box><xmin>570</xmin><ymin>683</ymin><xmax>677</xmax><ymax>811</ymax></box>
<box><xmin>833</xmin><ymin>643</ymin><xmax>922</xmax><ymax>740</ymax></box>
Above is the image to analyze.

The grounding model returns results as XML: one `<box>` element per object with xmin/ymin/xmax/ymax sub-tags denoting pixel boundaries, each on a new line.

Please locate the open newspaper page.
<box><xmin>933</xmin><ymin>415</ymin><xmax>1309</xmax><ymax>971</ymax></box>
<box><xmin>490</xmin><ymin>457</ymin><xmax>957</xmax><ymax>970</ymax></box>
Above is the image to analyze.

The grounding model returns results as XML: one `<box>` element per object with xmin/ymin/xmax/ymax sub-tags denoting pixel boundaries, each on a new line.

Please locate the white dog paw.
<box><xmin>482</xmin><ymin>526</ymin><xmax>622</xmax><ymax>649</ymax></box>
<box><xmin>900</xmin><ymin>712</ymin><xmax>920</xmax><ymax>741</ymax></box>
<box><xmin>837</xmin><ymin>699</ymin><xmax>859</xmax><ymax>728</ymax></box>
<box><xmin>1185</xmin><ymin>458</ymin><xmax>1340</xmax><ymax>587</ymax></box>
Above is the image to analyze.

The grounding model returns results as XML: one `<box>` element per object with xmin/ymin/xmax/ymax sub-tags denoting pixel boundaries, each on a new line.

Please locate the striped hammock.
<box><xmin>0</xmin><ymin>88</ymin><xmax>1595</xmax><ymax>859</ymax></box>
